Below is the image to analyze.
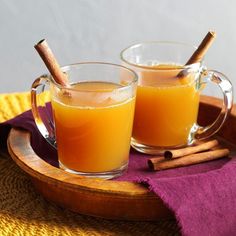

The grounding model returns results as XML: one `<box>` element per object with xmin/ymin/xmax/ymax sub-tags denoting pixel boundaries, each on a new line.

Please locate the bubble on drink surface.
<box><xmin>136</xmin><ymin>60</ymin><xmax>160</xmax><ymax>67</ymax></box>
<box><xmin>110</xmin><ymin>87</ymin><xmax>132</xmax><ymax>103</ymax></box>
<box><xmin>90</xmin><ymin>88</ymin><xmax>132</xmax><ymax>107</ymax></box>
<box><xmin>147</xmin><ymin>60</ymin><xmax>161</xmax><ymax>66</ymax></box>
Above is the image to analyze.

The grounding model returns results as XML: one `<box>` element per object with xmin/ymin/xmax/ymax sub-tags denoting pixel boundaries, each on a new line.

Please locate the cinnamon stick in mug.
<box><xmin>34</xmin><ymin>39</ymin><xmax>69</xmax><ymax>87</ymax></box>
<box><xmin>177</xmin><ymin>31</ymin><xmax>216</xmax><ymax>78</ymax></box>
<box><xmin>148</xmin><ymin>148</ymin><xmax>230</xmax><ymax>171</ymax></box>
<box><xmin>185</xmin><ymin>31</ymin><xmax>216</xmax><ymax>65</ymax></box>
<box><xmin>164</xmin><ymin>139</ymin><xmax>219</xmax><ymax>159</ymax></box>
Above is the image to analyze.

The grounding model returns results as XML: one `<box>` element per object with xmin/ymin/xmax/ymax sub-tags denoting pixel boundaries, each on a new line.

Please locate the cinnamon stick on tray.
<box><xmin>164</xmin><ymin>139</ymin><xmax>219</xmax><ymax>159</ymax></box>
<box><xmin>148</xmin><ymin>148</ymin><xmax>230</xmax><ymax>171</ymax></box>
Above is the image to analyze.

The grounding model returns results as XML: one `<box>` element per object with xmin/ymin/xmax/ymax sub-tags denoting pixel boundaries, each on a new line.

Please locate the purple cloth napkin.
<box><xmin>1</xmin><ymin>107</ymin><xmax>236</xmax><ymax>236</ymax></box>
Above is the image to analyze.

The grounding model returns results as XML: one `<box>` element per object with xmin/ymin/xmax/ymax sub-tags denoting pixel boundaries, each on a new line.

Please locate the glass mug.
<box><xmin>31</xmin><ymin>62</ymin><xmax>137</xmax><ymax>179</ymax></box>
<box><xmin>121</xmin><ymin>41</ymin><xmax>233</xmax><ymax>154</ymax></box>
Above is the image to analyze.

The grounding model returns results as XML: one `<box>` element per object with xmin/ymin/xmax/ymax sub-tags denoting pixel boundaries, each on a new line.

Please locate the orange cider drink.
<box><xmin>132</xmin><ymin>64</ymin><xmax>200</xmax><ymax>148</ymax></box>
<box><xmin>31</xmin><ymin>63</ymin><xmax>137</xmax><ymax>179</ymax></box>
<box><xmin>121</xmin><ymin>41</ymin><xmax>233</xmax><ymax>154</ymax></box>
<box><xmin>51</xmin><ymin>81</ymin><xmax>136</xmax><ymax>174</ymax></box>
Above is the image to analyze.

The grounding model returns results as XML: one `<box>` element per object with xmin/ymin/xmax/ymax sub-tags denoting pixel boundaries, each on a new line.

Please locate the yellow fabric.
<box><xmin>0</xmin><ymin>92</ymin><xmax>179</xmax><ymax>236</ymax></box>
<box><xmin>0</xmin><ymin>91</ymin><xmax>50</xmax><ymax>122</ymax></box>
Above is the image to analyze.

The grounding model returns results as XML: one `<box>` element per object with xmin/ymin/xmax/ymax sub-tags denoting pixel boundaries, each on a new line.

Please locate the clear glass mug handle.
<box><xmin>195</xmin><ymin>69</ymin><xmax>233</xmax><ymax>140</ymax></box>
<box><xmin>31</xmin><ymin>75</ymin><xmax>56</xmax><ymax>148</ymax></box>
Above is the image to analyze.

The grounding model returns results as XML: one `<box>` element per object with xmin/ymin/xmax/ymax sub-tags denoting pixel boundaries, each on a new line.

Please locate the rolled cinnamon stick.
<box><xmin>177</xmin><ymin>31</ymin><xmax>216</xmax><ymax>78</ymax></box>
<box><xmin>185</xmin><ymin>31</ymin><xmax>216</xmax><ymax>65</ymax></box>
<box><xmin>164</xmin><ymin>139</ymin><xmax>219</xmax><ymax>159</ymax></box>
<box><xmin>148</xmin><ymin>148</ymin><xmax>230</xmax><ymax>171</ymax></box>
<box><xmin>34</xmin><ymin>39</ymin><xmax>69</xmax><ymax>87</ymax></box>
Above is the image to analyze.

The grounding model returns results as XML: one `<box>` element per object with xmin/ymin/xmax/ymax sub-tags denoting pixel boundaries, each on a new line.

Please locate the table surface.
<box><xmin>0</xmin><ymin>92</ymin><xmax>179</xmax><ymax>236</ymax></box>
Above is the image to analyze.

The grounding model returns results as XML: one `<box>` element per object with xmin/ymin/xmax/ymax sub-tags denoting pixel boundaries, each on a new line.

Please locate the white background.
<box><xmin>0</xmin><ymin>0</ymin><xmax>235</xmax><ymax>100</ymax></box>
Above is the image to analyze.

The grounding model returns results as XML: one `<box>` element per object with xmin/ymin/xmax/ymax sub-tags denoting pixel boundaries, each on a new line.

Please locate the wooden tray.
<box><xmin>7</xmin><ymin>96</ymin><xmax>236</xmax><ymax>221</ymax></box>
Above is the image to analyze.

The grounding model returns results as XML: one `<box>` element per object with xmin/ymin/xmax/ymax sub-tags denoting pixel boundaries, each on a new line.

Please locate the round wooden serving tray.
<box><xmin>7</xmin><ymin>96</ymin><xmax>236</xmax><ymax>221</ymax></box>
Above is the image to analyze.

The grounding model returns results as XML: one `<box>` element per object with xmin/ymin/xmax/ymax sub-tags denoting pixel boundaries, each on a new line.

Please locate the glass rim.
<box><xmin>45</xmin><ymin>61</ymin><xmax>138</xmax><ymax>92</ymax></box>
<box><xmin>120</xmin><ymin>41</ymin><xmax>202</xmax><ymax>70</ymax></box>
